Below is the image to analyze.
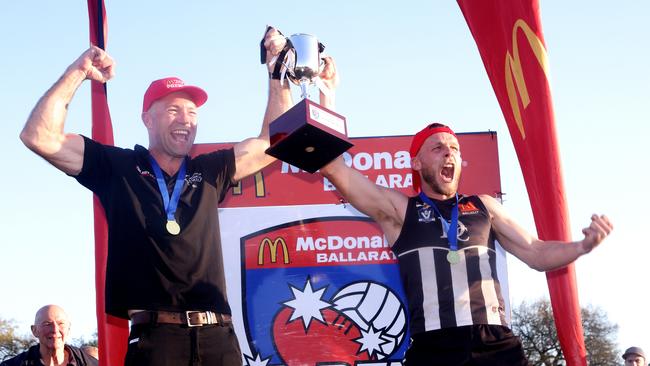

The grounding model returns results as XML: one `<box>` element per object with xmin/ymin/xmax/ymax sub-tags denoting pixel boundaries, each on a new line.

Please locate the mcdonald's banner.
<box><xmin>191</xmin><ymin>132</ymin><xmax>502</xmax><ymax>365</ymax></box>
<box><xmin>457</xmin><ymin>1</ymin><xmax>585</xmax><ymax>364</ymax></box>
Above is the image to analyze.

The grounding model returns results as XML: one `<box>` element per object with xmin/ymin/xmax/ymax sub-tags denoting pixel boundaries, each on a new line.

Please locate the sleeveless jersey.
<box><xmin>391</xmin><ymin>195</ymin><xmax>509</xmax><ymax>335</ymax></box>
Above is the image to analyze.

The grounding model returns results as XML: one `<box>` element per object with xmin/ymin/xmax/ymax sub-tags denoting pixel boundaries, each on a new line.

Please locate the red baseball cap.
<box><xmin>409</xmin><ymin>123</ymin><xmax>457</xmax><ymax>193</ymax></box>
<box><xmin>142</xmin><ymin>77</ymin><xmax>208</xmax><ymax>112</ymax></box>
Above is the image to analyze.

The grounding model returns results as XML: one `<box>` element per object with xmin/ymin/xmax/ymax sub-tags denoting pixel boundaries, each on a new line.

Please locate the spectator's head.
<box><xmin>622</xmin><ymin>346</ymin><xmax>646</xmax><ymax>366</ymax></box>
<box><xmin>30</xmin><ymin>305</ymin><xmax>71</xmax><ymax>353</ymax></box>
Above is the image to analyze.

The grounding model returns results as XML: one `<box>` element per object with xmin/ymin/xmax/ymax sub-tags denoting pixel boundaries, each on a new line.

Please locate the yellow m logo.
<box><xmin>258</xmin><ymin>237</ymin><xmax>290</xmax><ymax>265</ymax></box>
<box><xmin>232</xmin><ymin>171</ymin><xmax>266</xmax><ymax>197</ymax></box>
<box><xmin>505</xmin><ymin>19</ymin><xmax>550</xmax><ymax>140</ymax></box>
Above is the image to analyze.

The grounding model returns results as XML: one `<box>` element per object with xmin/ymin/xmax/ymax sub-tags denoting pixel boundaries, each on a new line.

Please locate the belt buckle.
<box><xmin>184</xmin><ymin>311</ymin><xmax>203</xmax><ymax>327</ymax></box>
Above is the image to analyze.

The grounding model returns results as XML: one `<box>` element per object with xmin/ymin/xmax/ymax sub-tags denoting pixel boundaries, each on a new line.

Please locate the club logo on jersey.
<box><xmin>135</xmin><ymin>165</ymin><xmax>202</xmax><ymax>189</ymax></box>
<box><xmin>186</xmin><ymin>172</ymin><xmax>203</xmax><ymax>188</ymax></box>
<box><xmin>241</xmin><ymin>217</ymin><xmax>408</xmax><ymax>366</ymax></box>
<box><xmin>458</xmin><ymin>201</ymin><xmax>480</xmax><ymax>215</ymax></box>
<box><xmin>415</xmin><ymin>203</ymin><xmax>471</xmax><ymax>242</ymax></box>
<box><xmin>136</xmin><ymin>165</ymin><xmax>155</xmax><ymax>180</ymax></box>
<box><xmin>416</xmin><ymin>202</ymin><xmax>436</xmax><ymax>223</ymax></box>
<box><xmin>439</xmin><ymin>219</ymin><xmax>471</xmax><ymax>242</ymax></box>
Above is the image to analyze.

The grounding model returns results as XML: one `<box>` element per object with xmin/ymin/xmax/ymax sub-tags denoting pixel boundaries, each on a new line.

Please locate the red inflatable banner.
<box><xmin>86</xmin><ymin>1</ymin><xmax>129</xmax><ymax>365</ymax></box>
<box><xmin>457</xmin><ymin>0</ymin><xmax>586</xmax><ymax>364</ymax></box>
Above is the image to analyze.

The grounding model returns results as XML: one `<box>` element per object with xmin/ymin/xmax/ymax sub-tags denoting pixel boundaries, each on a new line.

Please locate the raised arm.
<box><xmin>232</xmin><ymin>27</ymin><xmax>292</xmax><ymax>181</ymax></box>
<box><xmin>20</xmin><ymin>46</ymin><xmax>115</xmax><ymax>175</ymax></box>
<box><xmin>321</xmin><ymin>158</ymin><xmax>408</xmax><ymax>244</ymax></box>
<box><xmin>318</xmin><ymin>57</ymin><xmax>408</xmax><ymax>245</ymax></box>
<box><xmin>479</xmin><ymin>194</ymin><xmax>613</xmax><ymax>271</ymax></box>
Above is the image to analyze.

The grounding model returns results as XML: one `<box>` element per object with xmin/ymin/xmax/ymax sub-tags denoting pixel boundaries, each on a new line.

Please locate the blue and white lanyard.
<box><xmin>149</xmin><ymin>156</ymin><xmax>187</xmax><ymax>225</ymax></box>
<box><xmin>418</xmin><ymin>192</ymin><xmax>459</xmax><ymax>252</ymax></box>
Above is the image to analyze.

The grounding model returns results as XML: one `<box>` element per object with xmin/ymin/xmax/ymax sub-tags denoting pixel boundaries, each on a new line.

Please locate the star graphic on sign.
<box><xmin>243</xmin><ymin>352</ymin><xmax>271</xmax><ymax>366</ymax></box>
<box><xmin>283</xmin><ymin>277</ymin><xmax>331</xmax><ymax>329</ymax></box>
<box><xmin>354</xmin><ymin>325</ymin><xmax>390</xmax><ymax>359</ymax></box>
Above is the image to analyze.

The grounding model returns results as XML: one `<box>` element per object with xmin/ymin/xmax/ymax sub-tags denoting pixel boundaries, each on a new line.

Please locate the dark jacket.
<box><xmin>0</xmin><ymin>344</ymin><xmax>98</xmax><ymax>366</ymax></box>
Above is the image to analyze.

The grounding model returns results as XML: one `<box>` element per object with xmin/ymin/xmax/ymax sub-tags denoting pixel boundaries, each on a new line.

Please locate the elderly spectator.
<box><xmin>0</xmin><ymin>305</ymin><xmax>97</xmax><ymax>366</ymax></box>
<box><xmin>623</xmin><ymin>346</ymin><xmax>646</xmax><ymax>366</ymax></box>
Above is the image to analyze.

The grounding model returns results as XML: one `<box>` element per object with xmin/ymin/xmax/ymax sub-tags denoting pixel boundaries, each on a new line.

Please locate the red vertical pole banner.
<box><xmin>456</xmin><ymin>1</ymin><xmax>586</xmax><ymax>365</ymax></box>
<box><xmin>86</xmin><ymin>1</ymin><xmax>129</xmax><ymax>365</ymax></box>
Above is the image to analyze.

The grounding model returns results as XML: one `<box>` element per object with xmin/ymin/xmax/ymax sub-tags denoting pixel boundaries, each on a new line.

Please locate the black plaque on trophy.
<box><xmin>266</xmin><ymin>98</ymin><xmax>352</xmax><ymax>173</ymax></box>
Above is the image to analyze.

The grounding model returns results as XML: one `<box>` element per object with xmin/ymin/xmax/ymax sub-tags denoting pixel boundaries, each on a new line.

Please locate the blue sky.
<box><xmin>1</xmin><ymin>0</ymin><xmax>648</xmax><ymax>358</ymax></box>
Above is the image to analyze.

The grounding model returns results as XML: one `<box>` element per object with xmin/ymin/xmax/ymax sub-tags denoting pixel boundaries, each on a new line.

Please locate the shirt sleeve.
<box><xmin>73</xmin><ymin>135</ymin><xmax>114</xmax><ymax>197</ymax></box>
<box><xmin>193</xmin><ymin>148</ymin><xmax>236</xmax><ymax>203</ymax></box>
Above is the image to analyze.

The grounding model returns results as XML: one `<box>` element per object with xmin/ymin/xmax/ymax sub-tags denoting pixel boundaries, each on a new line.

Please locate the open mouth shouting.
<box><xmin>441</xmin><ymin>162</ymin><xmax>456</xmax><ymax>183</ymax></box>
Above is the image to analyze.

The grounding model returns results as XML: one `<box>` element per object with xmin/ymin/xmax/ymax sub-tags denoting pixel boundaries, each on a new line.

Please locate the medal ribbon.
<box><xmin>418</xmin><ymin>192</ymin><xmax>459</xmax><ymax>251</ymax></box>
<box><xmin>149</xmin><ymin>156</ymin><xmax>187</xmax><ymax>225</ymax></box>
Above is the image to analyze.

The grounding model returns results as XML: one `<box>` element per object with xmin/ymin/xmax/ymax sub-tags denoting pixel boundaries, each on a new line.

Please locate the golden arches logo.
<box><xmin>258</xmin><ymin>237</ymin><xmax>289</xmax><ymax>265</ymax></box>
<box><xmin>232</xmin><ymin>171</ymin><xmax>266</xmax><ymax>197</ymax></box>
<box><xmin>505</xmin><ymin>19</ymin><xmax>550</xmax><ymax>140</ymax></box>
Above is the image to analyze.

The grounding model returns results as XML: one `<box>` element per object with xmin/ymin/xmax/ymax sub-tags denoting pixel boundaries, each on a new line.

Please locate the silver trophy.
<box><xmin>284</xmin><ymin>34</ymin><xmax>323</xmax><ymax>98</ymax></box>
<box><xmin>265</xmin><ymin>32</ymin><xmax>352</xmax><ymax>173</ymax></box>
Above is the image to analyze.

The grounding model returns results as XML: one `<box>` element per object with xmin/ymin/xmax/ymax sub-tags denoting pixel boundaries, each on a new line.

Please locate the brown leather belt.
<box><xmin>130</xmin><ymin>310</ymin><xmax>232</xmax><ymax>327</ymax></box>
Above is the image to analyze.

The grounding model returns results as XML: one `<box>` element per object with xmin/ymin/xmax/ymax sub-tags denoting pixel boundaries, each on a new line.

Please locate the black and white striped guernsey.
<box><xmin>391</xmin><ymin>194</ymin><xmax>509</xmax><ymax>335</ymax></box>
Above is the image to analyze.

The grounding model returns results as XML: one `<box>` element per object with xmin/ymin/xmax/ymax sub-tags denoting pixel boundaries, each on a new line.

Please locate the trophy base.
<box><xmin>266</xmin><ymin>99</ymin><xmax>353</xmax><ymax>173</ymax></box>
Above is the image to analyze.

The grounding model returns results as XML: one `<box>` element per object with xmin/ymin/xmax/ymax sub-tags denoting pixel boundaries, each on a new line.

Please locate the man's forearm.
<box><xmin>20</xmin><ymin>68</ymin><xmax>86</xmax><ymax>154</ymax></box>
<box><xmin>260</xmin><ymin>79</ymin><xmax>292</xmax><ymax>140</ymax></box>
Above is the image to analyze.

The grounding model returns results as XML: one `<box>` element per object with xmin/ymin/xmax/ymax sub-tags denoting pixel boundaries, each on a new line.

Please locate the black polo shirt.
<box><xmin>75</xmin><ymin>136</ymin><xmax>236</xmax><ymax>319</ymax></box>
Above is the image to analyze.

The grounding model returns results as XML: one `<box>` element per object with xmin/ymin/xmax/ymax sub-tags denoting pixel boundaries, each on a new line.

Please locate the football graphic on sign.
<box><xmin>241</xmin><ymin>217</ymin><xmax>409</xmax><ymax>366</ymax></box>
<box><xmin>271</xmin><ymin>278</ymin><xmax>406</xmax><ymax>365</ymax></box>
<box><xmin>332</xmin><ymin>281</ymin><xmax>407</xmax><ymax>359</ymax></box>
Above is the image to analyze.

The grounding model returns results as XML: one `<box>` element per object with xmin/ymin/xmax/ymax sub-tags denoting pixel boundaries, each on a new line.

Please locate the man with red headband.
<box><xmin>305</xmin><ymin>65</ymin><xmax>613</xmax><ymax>364</ymax></box>
<box><xmin>19</xmin><ymin>28</ymin><xmax>293</xmax><ymax>366</ymax></box>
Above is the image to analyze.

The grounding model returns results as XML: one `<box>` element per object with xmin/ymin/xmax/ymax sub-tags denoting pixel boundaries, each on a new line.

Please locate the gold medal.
<box><xmin>447</xmin><ymin>250</ymin><xmax>460</xmax><ymax>264</ymax></box>
<box><xmin>166</xmin><ymin>220</ymin><xmax>181</xmax><ymax>235</ymax></box>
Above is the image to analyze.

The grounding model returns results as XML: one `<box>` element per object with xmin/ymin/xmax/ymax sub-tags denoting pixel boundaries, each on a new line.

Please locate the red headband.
<box><xmin>409</xmin><ymin>125</ymin><xmax>457</xmax><ymax>158</ymax></box>
<box><xmin>409</xmin><ymin>124</ymin><xmax>457</xmax><ymax>193</ymax></box>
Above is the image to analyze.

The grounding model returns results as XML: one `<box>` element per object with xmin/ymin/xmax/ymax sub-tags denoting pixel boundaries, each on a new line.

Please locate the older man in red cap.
<box><xmin>19</xmin><ymin>27</ymin><xmax>296</xmax><ymax>366</ymax></box>
<box><xmin>298</xmin><ymin>62</ymin><xmax>614</xmax><ymax>364</ymax></box>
